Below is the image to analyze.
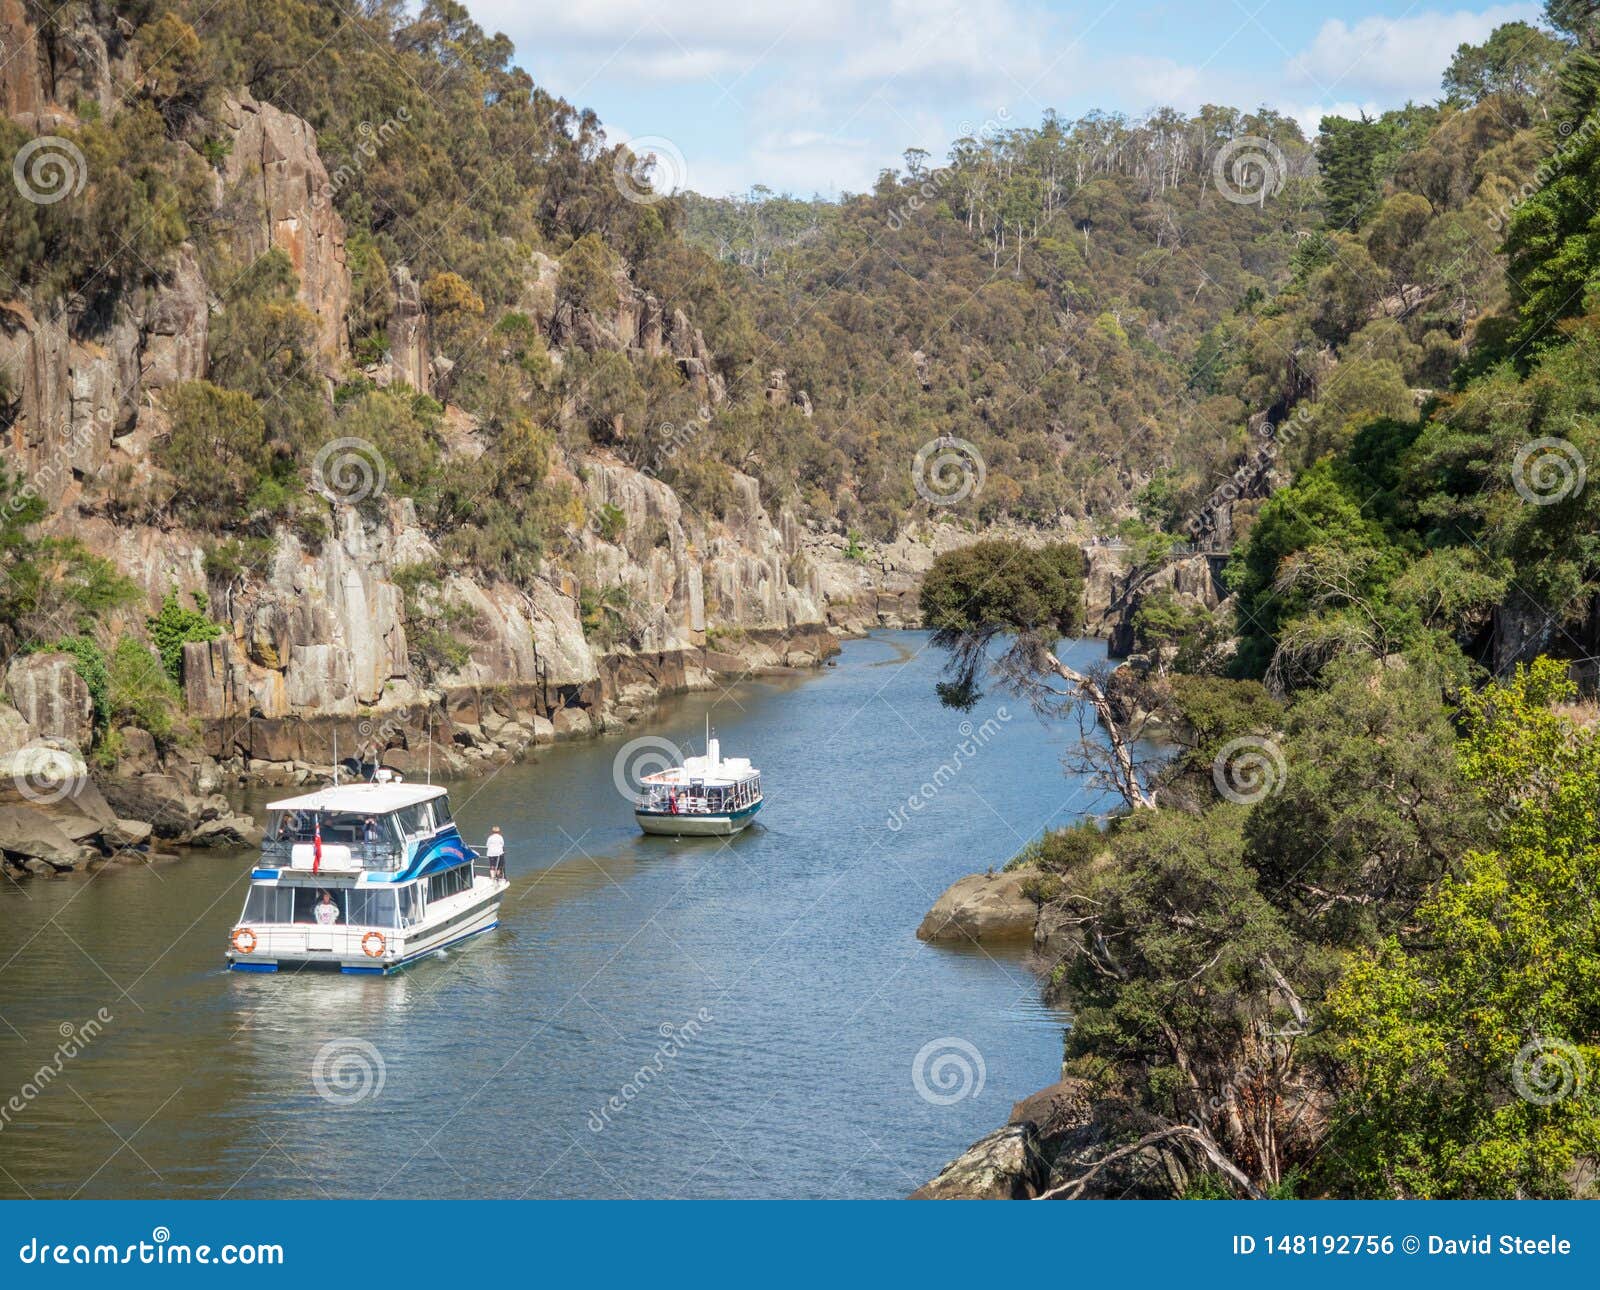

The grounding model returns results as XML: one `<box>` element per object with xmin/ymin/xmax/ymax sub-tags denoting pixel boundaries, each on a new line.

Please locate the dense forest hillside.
<box><xmin>910</xmin><ymin>3</ymin><xmax>1600</xmax><ymax>1201</ymax></box>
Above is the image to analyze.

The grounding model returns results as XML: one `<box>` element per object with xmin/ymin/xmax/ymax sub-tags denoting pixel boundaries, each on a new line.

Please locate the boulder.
<box><xmin>1009</xmin><ymin>1079</ymin><xmax>1094</xmax><ymax>1136</ymax></box>
<box><xmin>96</xmin><ymin>773</ymin><xmax>206</xmax><ymax>840</ymax></box>
<box><xmin>0</xmin><ymin>801</ymin><xmax>84</xmax><ymax>866</ymax></box>
<box><xmin>916</xmin><ymin>869</ymin><xmax>1038</xmax><ymax>943</ymax></box>
<box><xmin>106</xmin><ymin>818</ymin><xmax>153</xmax><ymax>847</ymax></box>
<box><xmin>188</xmin><ymin>815</ymin><xmax>261</xmax><ymax>848</ymax></box>
<box><xmin>111</xmin><ymin>726</ymin><xmax>160</xmax><ymax>775</ymax></box>
<box><xmin>910</xmin><ymin>1123</ymin><xmax>1046</xmax><ymax>1199</ymax></box>
<box><xmin>0</xmin><ymin>702</ymin><xmax>33</xmax><ymax>757</ymax></box>
<box><xmin>4</xmin><ymin>653</ymin><xmax>94</xmax><ymax>749</ymax></box>
<box><xmin>1043</xmin><ymin>1102</ymin><xmax>1192</xmax><ymax>1199</ymax></box>
<box><xmin>551</xmin><ymin>706</ymin><xmax>592</xmax><ymax>738</ymax></box>
<box><xmin>0</xmin><ymin>740</ymin><xmax>91</xmax><ymax>806</ymax></box>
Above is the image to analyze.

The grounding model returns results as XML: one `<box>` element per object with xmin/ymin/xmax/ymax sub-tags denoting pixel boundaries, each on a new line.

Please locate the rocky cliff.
<box><xmin>0</xmin><ymin>4</ymin><xmax>846</xmax><ymax>872</ymax></box>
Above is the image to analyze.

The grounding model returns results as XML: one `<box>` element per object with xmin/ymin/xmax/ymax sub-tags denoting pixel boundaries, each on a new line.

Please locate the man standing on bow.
<box><xmin>485</xmin><ymin>825</ymin><xmax>506</xmax><ymax>879</ymax></box>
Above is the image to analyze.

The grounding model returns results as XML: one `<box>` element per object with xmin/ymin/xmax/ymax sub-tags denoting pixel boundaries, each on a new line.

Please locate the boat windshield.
<box><xmin>260</xmin><ymin>810</ymin><xmax>406</xmax><ymax>869</ymax></box>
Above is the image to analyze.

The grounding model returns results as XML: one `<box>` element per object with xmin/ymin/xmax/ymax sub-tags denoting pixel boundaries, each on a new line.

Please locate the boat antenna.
<box><xmin>332</xmin><ymin>729</ymin><xmax>339</xmax><ymax>786</ymax></box>
<box><xmin>426</xmin><ymin>707</ymin><xmax>433</xmax><ymax>786</ymax></box>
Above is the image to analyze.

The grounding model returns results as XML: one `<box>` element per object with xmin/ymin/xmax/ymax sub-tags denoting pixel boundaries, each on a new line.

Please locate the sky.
<box><xmin>463</xmin><ymin>0</ymin><xmax>1546</xmax><ymax>198</ymax></box>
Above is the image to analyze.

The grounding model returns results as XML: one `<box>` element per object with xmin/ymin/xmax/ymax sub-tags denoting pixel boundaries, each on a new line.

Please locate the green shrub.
<box><xmin>107</xmin><ymin>636</ymin><xmax>186</xmax><ymax>746</ymax></box>
<box><xmin>147</xmin><ymin>588</ymin><xmax>225</xmax><ymax>681</ymax></box>
<box><xmin>156</xmin><ymin>381</ymin><xmax>271</xmax><ymax>522</ymax></box>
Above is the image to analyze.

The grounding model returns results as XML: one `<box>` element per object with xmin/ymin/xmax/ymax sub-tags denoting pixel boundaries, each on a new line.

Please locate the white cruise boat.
<box><xmin>635</xmin><ymin>736</ymin><xmax>764</xmax><ymax>836</ymax></box>
<box><xmin>225</xmin><ymin>776</ymin><xmax>507</xmax><ymax>975</ymax></box>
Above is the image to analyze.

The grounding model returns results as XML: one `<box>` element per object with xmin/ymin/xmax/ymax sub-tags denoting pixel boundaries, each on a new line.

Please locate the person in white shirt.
<box><xmin>485</xmin><ymin>826</ymin><xmax>506</xmax><ymax>878</ymax></box>
<box><xmin>314</xmin><ymin>890</ymin><xmax>340</xmax><ymax>925</ymax></box>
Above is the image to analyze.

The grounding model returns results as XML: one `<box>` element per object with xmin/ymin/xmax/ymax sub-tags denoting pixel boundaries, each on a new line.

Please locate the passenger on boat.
<box><xmin>314</xmin><ymin>891</ymin><xmax>340</xmax><ymax>925</ymax></box>
<box><xmin>363</xmin><ymin>816</ymin><xmax>380</xmax><ymax>845</ymax></box>
<box><xmin>486</xmin><ymin>826</ymin><xmax>506</xmax><ymax>878</ymax></box>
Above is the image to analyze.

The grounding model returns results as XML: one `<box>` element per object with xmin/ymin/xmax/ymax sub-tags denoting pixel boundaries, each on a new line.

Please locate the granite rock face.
<box><xmin>385</xmin><ymin>264</ymin><xmax>430</xmax><ymax>393</ymax></box>
<box><xmin>217</xmin><ymin>91</ymin><xmax>351</xmax><ymax>362</ymax></box>
<box><xmin>4</xmin><ymin>653</ymin><xmax>94</xmax><ymax>749</ymax></box>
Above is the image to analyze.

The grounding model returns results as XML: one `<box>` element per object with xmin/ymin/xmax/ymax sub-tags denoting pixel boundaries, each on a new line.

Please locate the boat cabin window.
<box><xmin>240</xmin><ymin>887</ymin><xmax>405</xmax><ymax>926</ymax></box>
<box><xmin>427</xmin><ymin>862</ymin><xmax>472</xmax><ymax>903</ymax></box>
<box><xmin>397</xmin><ymin>883</ymin><xmax>425</xmax><ymax>928</ymax></box>
<box><xmin>393</xmin><ymin>802</ymin><xmax>442</xmax><ymax>839</ymax></box>
<box><xmin>242</xmin><ymin>887</ymin><xmax>356</xmax><ymax>924</ymax></box>
<box><xmin>346</xmin><ymin>889</ymin><xmax>398</xmax><ymax>928</ymax></box>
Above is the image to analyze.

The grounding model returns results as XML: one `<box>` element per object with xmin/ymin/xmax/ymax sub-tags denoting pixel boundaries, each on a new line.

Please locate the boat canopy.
<box><xmin>641</xmin><ymin>757</ymin><xmax>757</xmax><ymax>789</ymax></box>
<box><xmin>265</xmin><ymin>783</ymin><xmax>449</xmax><ymax>815</ymax></box>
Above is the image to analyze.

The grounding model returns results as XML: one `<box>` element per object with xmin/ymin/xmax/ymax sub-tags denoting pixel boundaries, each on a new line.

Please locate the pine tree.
<box><xmin>1315</xmin><ymin>115</ymin><xmax>1384</xmax><ymax>231</ymax></box>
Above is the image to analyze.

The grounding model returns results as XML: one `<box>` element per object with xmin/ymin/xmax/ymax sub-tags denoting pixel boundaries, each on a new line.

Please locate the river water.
<box><xmin>0</xmin><ymin>631</ymin><xmax>1122</xmax><ymax>1199</ymax></box>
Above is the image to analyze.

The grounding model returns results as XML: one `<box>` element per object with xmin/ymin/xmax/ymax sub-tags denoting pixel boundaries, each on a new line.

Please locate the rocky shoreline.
<box><xmin>0</xmin><ymin>623</ymin><xmax>840</xmax><ymax>878</ymax></box>
<box><xmin>912</xmin><ymin>837</ymin><xmax>1188</xmax><ymax>1198</ymax></box>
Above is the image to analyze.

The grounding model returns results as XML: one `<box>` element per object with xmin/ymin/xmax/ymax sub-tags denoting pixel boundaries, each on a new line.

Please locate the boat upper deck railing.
<box><xmin>638</xmin><ymin>778</ymin><xmax>762</xmax><ymax>816</ymax></box>
<box><xmin>258</xmin><ymin>836</ymin><xmax>407</xmax><ymax>872</ymax></box>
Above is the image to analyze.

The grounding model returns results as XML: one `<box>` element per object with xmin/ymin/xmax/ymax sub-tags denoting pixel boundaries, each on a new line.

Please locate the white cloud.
<box><xmin>457</xmin><ymin>0</ymin><xmax>1552</xmax><ymax>195</ymax></box>
<box><xmin>1284</xmin><ymin>4</ymin><xmax>1542</xmax><ymax>101</ymax></box>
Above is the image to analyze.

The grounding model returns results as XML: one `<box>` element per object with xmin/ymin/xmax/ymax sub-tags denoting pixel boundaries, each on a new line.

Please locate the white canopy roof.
<box><xmin>265</xmin><ymin>782</ymin><xmax>449</xmax><ymax>814</ymax></box>
<box><xmin>642</xmin><ymin>754</ymin><xmax>757</xmax><ymax>789</ymax></box>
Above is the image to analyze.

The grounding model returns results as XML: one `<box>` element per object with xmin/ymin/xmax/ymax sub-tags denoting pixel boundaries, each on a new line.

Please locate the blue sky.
<box><xmin>464</xmin><ymin>0</ymin><xmax>1544</xmax><ymax>197</ymax></box>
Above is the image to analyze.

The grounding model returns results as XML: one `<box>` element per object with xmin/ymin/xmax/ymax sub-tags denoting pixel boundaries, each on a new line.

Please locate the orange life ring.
<box><xmin>232</xmin><ymin>927</ymin><xmax>257</xmax><ymax>954</ymax></box>
<box><xmin>361</xmin><ymin>931</ymin><xmax>386</xmax><ymax>958</ymax></box>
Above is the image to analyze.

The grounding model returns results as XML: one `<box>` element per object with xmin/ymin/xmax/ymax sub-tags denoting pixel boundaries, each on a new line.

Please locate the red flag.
<box><xmin>312</xmin><ymin>816</ymin><xmax>322</xmax><ymax>874</ymax></box>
